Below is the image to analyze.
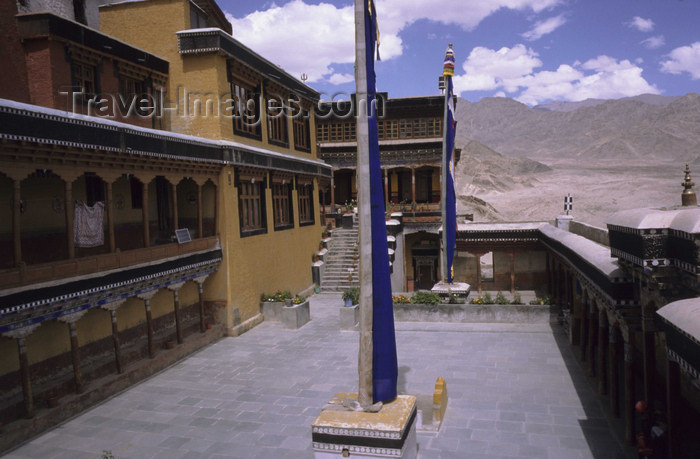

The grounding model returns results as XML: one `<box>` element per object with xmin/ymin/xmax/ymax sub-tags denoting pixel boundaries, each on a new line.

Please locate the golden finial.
<box><xmin>682</xmin><ymin>164</ymin><xmax>697</xmax><ymax>206</ymax></box>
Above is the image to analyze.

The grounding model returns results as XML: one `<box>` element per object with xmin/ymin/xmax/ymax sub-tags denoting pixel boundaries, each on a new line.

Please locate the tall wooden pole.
<box><xmin>355</xmin><ymin>0</ymin><xmax>373</xmax><ymax>408</ymax></box>
<box><xmin>440</xmin><ymin>78</ymin><xmax>449</xmax><ymax>283</ymax></box>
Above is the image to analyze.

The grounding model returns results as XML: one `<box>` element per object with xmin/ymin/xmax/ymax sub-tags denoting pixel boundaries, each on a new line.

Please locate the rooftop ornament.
<box><xmin>682</xmin><ymin>164</ymin><xmax>697</xmax><ymax>207</ymax></box>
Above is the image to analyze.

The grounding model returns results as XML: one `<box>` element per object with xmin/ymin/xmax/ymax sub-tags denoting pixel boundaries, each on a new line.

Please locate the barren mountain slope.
<box><xmin>452</xmin><ymin>93</ymin><xmax>700</xmax><ymax>226</ymax></box>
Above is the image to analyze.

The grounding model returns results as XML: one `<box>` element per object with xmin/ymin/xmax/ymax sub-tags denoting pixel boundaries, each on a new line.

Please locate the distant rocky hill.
<box><xmin>452</xmin><ymin>93</ymin><xmax>700</xmax><ymax>225</ymax></box>
<box><xmin>455</xmin><ymin>92</ymin><xmax>700</xmax><ymax>162</ymax></box>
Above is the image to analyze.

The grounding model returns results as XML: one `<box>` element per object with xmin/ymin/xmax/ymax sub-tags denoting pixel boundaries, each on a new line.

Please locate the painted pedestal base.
<box><xmin>339</xmin><ymin>305</ymin><xmax>359</xmax><ymax>331</ymax></box>
<box><xmin>311</xmin><ymin>393</ymin><xmax>417</xmax><ymax>459</ymax></box>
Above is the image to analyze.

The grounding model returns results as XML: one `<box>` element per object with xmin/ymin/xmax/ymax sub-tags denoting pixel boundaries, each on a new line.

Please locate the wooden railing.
<box><xmin>0</xmin><ymin>236</ymin><xmax>220</xmax><ymax>290</ymax></box>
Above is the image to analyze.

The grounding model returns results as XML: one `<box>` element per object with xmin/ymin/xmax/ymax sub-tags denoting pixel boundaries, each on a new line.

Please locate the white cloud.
<box><xmin>225</xmin><ymin>0</ymin><xmax>562</xmax><ymax>85</ymax></box>
<box><xmin>453</xmin><ymin>44</ymin><xmax>543</xmax><ymax>93</ymax></box>
<box><xmin>641</xmin><ymin>35</ymin><xmax>665</xmax><ymax>50</ymax></box>
<box><xmin>627</xmin><ymin>16</ymin><xmax>654</xmax><ymax>32</ymax></box>
<box><xmin>522</xmin><ymin>14</ymin><xmax>567</xmax><ymax>41</ymax></box>
<box><xmin>661</xmin><ymin>42</ymin><xmax>700</xmax><ymax>79</ymax></box>
<box><xmin>453</xmin><ymin>45</ymin><xmax>659</xmax><ymax>105</ymax></box>
<box><xmin>328</xmin><ymin>73</ymin><xmax>354</xmax><ymax>85</ymax></box>
<box><xmin>225</xmin><ymin>1</ymin><xmax>355</xmax><ymax>84</ymax></box>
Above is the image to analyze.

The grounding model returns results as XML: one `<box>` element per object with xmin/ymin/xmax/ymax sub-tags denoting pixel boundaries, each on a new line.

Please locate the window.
<box><xmin>266</xmin><ymin>97</ymin><xmax>288</xmax><ymax>147</ymax></box>
<box><xmin>298</xmin><ymin>182</ymin><xmax>314</xmax><ymax>226</ymax></box>
<box><xmin>427</xmin><ymin>118</ymin><xmax>442</xmax><ymax>137</ymax></box>
<box><xmin>399</xmin><ymin>119</ymin><xmax>412</xmax><ymax>138</ymax></box>
<box><xmin>480</xmin><ymin>252</ymin><xmax>494</xmax><ymax>282</ymax></box>
<box><xmin>118</xmin><ymin>76</ymin><xmax>145</xmax><ymax>114</ymax></box>
<box><xmin>190</xmin><ymin>2</ymin><xmax>209</xmax><ymax>28</ymax></box>
<box><xmin>72</xmin><ymin>0</ymin><xmax>86</xmax><ymax>24</ymax></box>
<box><xmin>293</xmin><ymin>111</ymin><xmax>311</xmax><ymax>152</ymax></box>
<box><xmin>343</xmin><ymin>122</ymin><xmax>356</xmax><ymax>141</ymax></box>
<box><xmin>377</xmin><ymin>120</ymin><xmax>384</xmax><ymax>139</ymax></box>
<box><xmin>232</xmin><ymin>82</ymin><xmax>261</xmax><ymax>139</ymax></box>
<box><xmin>317</xmin><ymin>124</ymin><xmax>329</xmax><ymax>142</ymax></box>
<box><xmin>329</xmin><ymin>123</ymin><xmax>342</xmax><ymax>142</ymax></box>
<box><xmin>413</xmin><ymin>119</ymin><xmax>427</xmax><ymax>137</ymax></box>
<box><xmin>238</xmin><ymin>179</ymin><xmax>266</xmax><ymax>236</ymax></box>
<box><xmin>272</xmin><ymin>182</ymin><xmax>293</xmax><ymax>229</ymax></box>
<box><xmin>84</xmin><ymin>174</ymin><xmax>104</xmax><ymax>206</ymax></box>
<box><xmin>71</xmin><ymin>61</ymin><xmax>96</xmax><ymax>98</ymax></box>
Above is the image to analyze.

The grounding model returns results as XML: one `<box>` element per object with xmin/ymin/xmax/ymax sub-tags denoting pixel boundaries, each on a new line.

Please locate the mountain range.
<box><xmin>453</xmin><ymin>93</ymin><xmax>700</xmax><ymax>226</ymax></box>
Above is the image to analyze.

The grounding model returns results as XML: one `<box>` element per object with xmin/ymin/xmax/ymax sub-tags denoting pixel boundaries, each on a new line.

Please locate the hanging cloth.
<box><xmin>74</xmin><ymin>201</ymin><xmax>104</xmax><ymax>247</ymax></box>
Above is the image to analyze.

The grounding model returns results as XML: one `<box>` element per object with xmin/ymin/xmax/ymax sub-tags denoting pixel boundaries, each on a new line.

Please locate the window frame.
<box><xmin>297</xmin><ymin>179</ymin><xmax>315</xmax><ymax>227</ymax></box>
<box><xmin>237</xmin><ymin>174</ymin><xmax>267</xmax><ymax>237</ymax></box>
<box><xmin>272</xmin><ymin>180</ymin><xmax>294</xmax><ymax>231</ymax></box>
<box><xmin>266</xmin><ymin>96</ymin><xmax>289</xmax><ymax>148</ymax></box>
<box><xmin>231</xmin><ymin>81</ymin><xmax>262</xmax><ymax>140</ymax></box>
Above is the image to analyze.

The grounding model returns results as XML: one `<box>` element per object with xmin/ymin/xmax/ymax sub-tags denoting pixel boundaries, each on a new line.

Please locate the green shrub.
<box><xmin>342</xmin><ymin>286</ymin><xmax>360</xmax><ymax>305</ymax></box>
<box><xmin>495</xmin><ymin>291</ymin><xmax>509</xmax><ymax>305</ymax></box>
<box><xmin>448</xmin><ymin>293</ymin><xmax>465</xmax><ymax>304</ymax></box>
<box><xmin>410</xmin><ymin>291</ymin><xmax>441</xmax><ymax>305</ymax></box>
<box><xmin>512</xmin><ymin>291</ymin><xmax>522</xmax><ymax>304</ymax></box>
<box><xmin>529</xmin><ymin>297</ymin><xmax>552</xmax><ymax>305</ymax></box>
<box><xmin>482</xmin><ymin>292</ymin><xmax>493</xmax><ymax>304</ymax></box>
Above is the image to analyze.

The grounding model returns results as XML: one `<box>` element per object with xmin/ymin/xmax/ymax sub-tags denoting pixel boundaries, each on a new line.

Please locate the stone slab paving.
<box><xmin>3</xmin><ymin>293</ymin><xmax>635</xmax><ymax>459</ymax></box>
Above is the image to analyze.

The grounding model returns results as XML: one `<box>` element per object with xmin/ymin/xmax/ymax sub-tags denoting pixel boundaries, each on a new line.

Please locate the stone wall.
<box><xmin>569</xmin><ymin>221</ymin><xmax>609</xmax><ymax>246</ymax></box>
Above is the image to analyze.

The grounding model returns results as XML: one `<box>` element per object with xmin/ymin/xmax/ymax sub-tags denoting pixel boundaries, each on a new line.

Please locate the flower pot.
<box><xmin>206</xmin><ymin>323</ymin><xmax>212</xmax><ymax>330</ymax></box>
<box><xmin>314</xmin><ymin>287</ymin><xmax>321</xmax><ymax>293</ymax></box>
<box><xmin>46</xmin><ymin>395</ymin><xmax>59</xmax><ymax>408</ymax></box>
<box><xmin>344</xmin><ymin>298</ymin><xmax>353</xmax><ymax>307</ymax></box>
<box><xmin>285</xmin><ymin>298</ymin><xmax>293</xmax><ymax>307</ymax></box>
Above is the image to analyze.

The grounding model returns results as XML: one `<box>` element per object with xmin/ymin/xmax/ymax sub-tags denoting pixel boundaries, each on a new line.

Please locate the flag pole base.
<box><xmin>431</xmin><ymin>281</ymin><xmax>470</xmax><ymax>296</ymax></box>
<box><xmin>311</xmin><ymin>392</ymin><xmax>418</xmax><ymax>458</ymax></box>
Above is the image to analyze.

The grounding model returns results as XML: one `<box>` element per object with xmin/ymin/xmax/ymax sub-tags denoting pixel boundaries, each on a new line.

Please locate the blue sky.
<box><xmin>219</xmin><ymin>0</ymin><xmax>700</xmax><ymax>106</ymax></box>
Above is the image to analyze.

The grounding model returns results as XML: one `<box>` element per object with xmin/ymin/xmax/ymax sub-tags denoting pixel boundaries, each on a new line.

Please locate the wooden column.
<box><xmin>196</xmin><ymin>276</ymin><xmax>208</xmax><ymax>333</ymax></box>
<box><xmin>171</xmin><ymin>182</ymin><xmax>179</xmax><ymax>231</ymax></box>
<box><xmin>168</xmin><ymin>283</ymin><xmax>185</xmax><ymax>344</ymax></box>
<box><xmin>102</xmin><ymin>299</ymin><xmax>126</xmax><ymax>374</ymax></box>
<box><xmin>597</xmin><ymin>310</ymin><xmax>608</xmax><ymax>395</ymax></box>
<box><xmin>577</xmin><ymin>298</ymin><xmax>587</xmax><ymax>354</ymax></box>
<box><xmin>509</xmin><ymin>251</ymin><xmax>515</xmax><ymax>293</ymax></box>
<box><xmin>666</xmin><ymin>357</ymin><xmax>680</xmax><ymax>459</ymax></box>
<box><xmin>623</xmin><ymin>341</ymin><xmax>635</xmax><ymax>443</ymax></box>
<box><xmin>609</xmin><ymin>324</ymin><xmax>620</xmax><ymax>417</ymax></box>
<box><xmin>642</xmin><ymin>327</ymin><xmax>656</xmax><ymax>406</ymax></box>
<box><xmin>545</xmin><ymin>252</ymin><xmax>551</xmax><ymax>296</ymax></box>
<box><xmin>197</xmin><ymin>183</ymin><xmax>203</xmax><ymax>238</ymax></box>
<box><xmin>4</xmin><ymin>325</ymin><xmax>40</xmax><ymax>419</ymax></box>
<box><xmin>587</xmin><ymin>304</ymin><xmax>597</xmax><ymax>375</ymax></box>
<box><xmin>106</xmin><ymin>181</ymin><xmax>116</xmax><ymax>253</ymax></box>
<box><xmin>13</xmin><ymin>178</ymin><xmax>22</xmax><ymax>266</ymax></box>
<box><xmin>330</xmin><ymin>174</ymin><xmax>335</xmax><ymax>211</ymax></box>
<box><xmin>383</xmin><ymin>169</ymin><xmax>388</xmax><ymax>206</ymax></box>
<box><xmin>18</xmin><ymin>337</ymin><xmax>33</xmax><ymax>418</ymax></box>
<box><xmin>411</xmin><ymin>168</ymin><xmax>416</xmax><ymax>204</ymax></box>
<box><xmin>213</xmin><ymin>183</ymin><xmax>219</xmax><ymax>234</ymax></box>
<box><xmin>142</xmin><ymin>181</ymin><xmax>150</xmax><ymax>248</ymax></box>
<box><xmin>139</xmin><ymin>291</ymin><xmax>157</xmax><ymax>358</ymax></box>
<box><xmin>65</xmin><ymin>180</ymin><xmax>75</xmax><ymax>259</ymax></box>
<box><xmin>475</xmin><ymin>253</ymin><xmax>482</xmax><ymax>293</ymax></box>
<box><xmin>58</xmin><ymin>311</ymin><xmax>88</xmax><ymax>394</ymax></box>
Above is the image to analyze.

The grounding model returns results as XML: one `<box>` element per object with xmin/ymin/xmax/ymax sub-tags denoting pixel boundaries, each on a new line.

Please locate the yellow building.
<box><xmin>0</xmin><ymin>0</ymin><xmax>329</xmax><ymax>447</ymax></box>
<box><xmin>99</xmin><ymin>0</ymin><xmax>329</xmax><ymax>324</ymax></box>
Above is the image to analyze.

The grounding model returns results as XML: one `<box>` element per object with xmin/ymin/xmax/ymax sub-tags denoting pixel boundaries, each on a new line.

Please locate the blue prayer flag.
<box><xmin>363</xmin><ymin>0</ymin><xmax>398</xmax><ymax>403</ymax></box>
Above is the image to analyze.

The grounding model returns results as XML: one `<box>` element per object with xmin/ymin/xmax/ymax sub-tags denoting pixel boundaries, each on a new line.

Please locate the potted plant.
<box><xmin>347</xmin><ymin>273</ymin><xmax>353</xmax><ymax>282</ymax></box>
<box><xmin>314</xmin><ymin>284</ymin><xmax>321</xmax><ymax>293</ymax></box>
<box><xmin>342</xmin><ymin>286</ymin><xmax>360</xmax><ymax>307</ymax></box>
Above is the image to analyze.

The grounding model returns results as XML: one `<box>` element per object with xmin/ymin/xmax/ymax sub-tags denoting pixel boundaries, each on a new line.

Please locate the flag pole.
<box><xmin>440</xmin><ymin>45</ymin><xmax>452</xmax><ymax>284</ymax></box>
<box><xmin>354</xmin><ymin>0</ymin><xmax>373</xmax><ymax>408</ymax></box>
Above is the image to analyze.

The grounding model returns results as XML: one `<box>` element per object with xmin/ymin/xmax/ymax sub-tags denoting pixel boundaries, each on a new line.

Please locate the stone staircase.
<box><xmin>320</xmin><ymin>216</ymin><xmax>359</xmax><ymax>292</ymax></box>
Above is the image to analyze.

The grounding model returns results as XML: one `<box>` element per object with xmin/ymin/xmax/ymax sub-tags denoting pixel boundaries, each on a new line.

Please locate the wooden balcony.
<box><xmin>0</xmin><ymin>236</ymin><xmax>220</xmax><ymax>290</ymax></box>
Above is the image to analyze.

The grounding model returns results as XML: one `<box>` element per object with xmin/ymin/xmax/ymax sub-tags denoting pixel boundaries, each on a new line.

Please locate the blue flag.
<box><xmin>445</xmin><ymin>77</ymin><xmax>457</xmax><ymax>283</ymax></box>
<box><xmin>364</xmin><ymin>0</ymin><xmax>398</xmax><ymax>403</ymax></box>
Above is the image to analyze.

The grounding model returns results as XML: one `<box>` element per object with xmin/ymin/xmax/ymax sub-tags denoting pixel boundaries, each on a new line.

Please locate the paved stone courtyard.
<box><xmin>2</xmin><ymin>293</ymin><xmax>635</xmax><ymax>459</ymax></box>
